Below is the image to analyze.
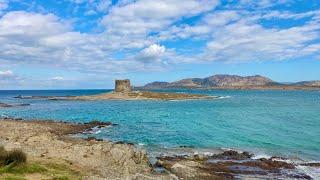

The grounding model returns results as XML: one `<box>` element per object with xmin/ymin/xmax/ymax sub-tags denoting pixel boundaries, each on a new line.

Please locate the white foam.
<box><xmin>251</xmin><ymin>154</ymin><xmax>272</xmax><ymax>160</ymax></box>
<box><xmin>218</xmin><ymin>96</ymin><xmax>232</xmax><ymax>99</ymax></box>
<box><xmin>296</xmin><ymin>165</ymin><xmax>320</xmax><ymax>179</ymax></box>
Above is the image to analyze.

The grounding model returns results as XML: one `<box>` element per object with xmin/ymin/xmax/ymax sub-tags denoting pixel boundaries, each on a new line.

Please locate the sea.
<box><xmin>0</xmin><ymin>89</ymin><xmax>319</xmax><ymax>173</ymax></box>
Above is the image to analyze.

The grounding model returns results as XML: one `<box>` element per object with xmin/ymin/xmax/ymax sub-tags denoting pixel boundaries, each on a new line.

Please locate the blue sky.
<box><xmin>0</xmin><ymin>0</ymin><xmax>320</xmax><ymax>89</ymax></box>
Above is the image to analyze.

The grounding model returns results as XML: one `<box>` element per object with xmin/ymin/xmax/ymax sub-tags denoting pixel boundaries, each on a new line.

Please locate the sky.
<box><xmin>0</xmin><ymin>0</ymin><xmax>320</xmax><ymax>89</ymax></box>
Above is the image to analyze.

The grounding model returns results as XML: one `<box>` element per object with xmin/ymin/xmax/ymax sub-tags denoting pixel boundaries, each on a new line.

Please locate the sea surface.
<box><xmin>0</xmin><ymin>89</ymin><xmax>319</xmax><ymax>162</ymax></box>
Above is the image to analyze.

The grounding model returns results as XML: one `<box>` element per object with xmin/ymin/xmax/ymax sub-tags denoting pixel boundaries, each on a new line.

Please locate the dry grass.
<box><xmin>4</xmin><ymin>150</ymin><xmax>27</xmax><ymax>165</ymax></box>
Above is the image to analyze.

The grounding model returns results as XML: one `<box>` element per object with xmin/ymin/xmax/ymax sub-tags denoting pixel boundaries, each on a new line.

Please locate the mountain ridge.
<box><xmin>140</xmin><ymin>74</ymin><xmax>320</xmax><ymax>90</ymax></box>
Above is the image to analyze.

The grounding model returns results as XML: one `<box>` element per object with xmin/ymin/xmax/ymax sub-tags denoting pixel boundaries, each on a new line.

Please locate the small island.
<box><xmin>69</xmin><ymin>79</ymin><xmax>216</xmax><ymax>100</ymax></box>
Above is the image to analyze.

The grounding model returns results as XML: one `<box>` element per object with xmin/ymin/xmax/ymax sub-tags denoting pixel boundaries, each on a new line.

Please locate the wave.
<box><xmin>217</xmin><ymin>95</ymin><xmax>232</xmax><ymax>99</ymax></box>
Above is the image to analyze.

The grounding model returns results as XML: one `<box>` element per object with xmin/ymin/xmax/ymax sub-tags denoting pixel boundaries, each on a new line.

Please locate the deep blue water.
<box><xmin>0</xmin><ymin>89</ymin><xmax>319</xmax><ymax>161</ymax></box>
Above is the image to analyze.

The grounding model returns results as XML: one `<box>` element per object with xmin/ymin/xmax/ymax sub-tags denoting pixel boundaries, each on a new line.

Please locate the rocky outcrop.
<box><xmin>0</xmin><ymin>102</ymin><xmax>30</xmax><ymax>108</ymax></box>
<box><xmin>0</xmin><ymin>119</ymin><xmax>159</xmax><ymax>179</ymax></box>
<box><xmin>155</xmin><ymin>150</ymin><xmax>312</xmax><ymax>179</ymax></box>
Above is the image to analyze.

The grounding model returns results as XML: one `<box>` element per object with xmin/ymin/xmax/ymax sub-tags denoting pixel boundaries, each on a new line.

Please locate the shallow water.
<box><xmin>0</xmin><ymin>89</ymin><xmax>319</xmax><ymax>162</ymax></box>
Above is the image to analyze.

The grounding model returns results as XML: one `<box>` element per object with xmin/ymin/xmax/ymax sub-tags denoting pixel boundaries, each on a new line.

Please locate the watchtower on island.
<box><xmin>115</xmin><ymin>79</ymin><xmax>131</xmax><ymax>93</ymax></box>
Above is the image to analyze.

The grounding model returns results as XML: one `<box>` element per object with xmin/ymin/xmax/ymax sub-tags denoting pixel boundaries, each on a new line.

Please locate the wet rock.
<box><xmin>156</xmin><ymin>150</ymin><xmax>302</xmax><ymax>179</ymax></box>
<box><xmin>300</xmin><ymin>162</ymin><xmax>320</xmax><ymax>167</ymax></box>
<box><xmin>0</xmin><ymin>103</ymin><xmax>13</xmax><ymax>107</ymax></box>
<box><xmin>211</xmin><ymin>150</ymin><xmax>253</xmax><ymax>160</ymax></box>
<box><xmin>85</xmin><ymin>137</ymin><xmax>103</xmax><ymax>141</ymax></box>
<box><xmin>0</xmin><ymin>102</ymin><xmax>30</xmax><ymax>108</ymax></box>
<box><xmin>85</xmin><ymin>120</ymin><xmax>112</xmax><ymax>128</ymax></box>
<box><xmin>179</xmin><ymin>145</ymin><xmax>195</xmax><ymax>148</ymax></box>
<box><xmin>289</xmin><ymin>173</ymin><xmax>312</xmax><ymax>179</ymax></box>
<box><xmin>115</xmin><ymin>141</ymin><xmax>134</xmax><ymax>146</ymax></box>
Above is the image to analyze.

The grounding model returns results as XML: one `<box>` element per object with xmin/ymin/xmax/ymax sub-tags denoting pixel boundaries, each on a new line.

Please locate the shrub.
<box><xmin>5</xmin><ymin>149</ymin><xmax>27</xmax><ymax>165</ymax></box>
<box><xmin>0</xmin><ymin>146</ymin><xmax>7</xmax><ymax>165</ymax></box>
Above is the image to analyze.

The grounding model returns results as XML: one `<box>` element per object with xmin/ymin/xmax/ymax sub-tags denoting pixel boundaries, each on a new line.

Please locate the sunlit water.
<box><xmin>0</xmin><ymin>89</ymin><xmax>319</xmax><ymax>162</ymax></box>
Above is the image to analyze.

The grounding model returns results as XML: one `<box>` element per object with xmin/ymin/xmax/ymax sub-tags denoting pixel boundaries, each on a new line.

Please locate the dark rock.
<box><xmin>0</xmin><ymin>102</ymin><xmax>30</xmax><ymax>108</ymax></box>
<box><xmin>115</xmin><ymin>141</ymin><xmax>134</xmax><ymax>146</ymax></box>
<box><xmin>85</xmin><ymin>120</ymin><xmax>112</xmax><ymax>128</ymax></box>
<box><xmin>289</xmin><ymin>173</ymin><xmax>312</xmax><ymax>179</ymax></box>
<box><xmin>85</xmin><ymin>137</ymin><xmax>103</xmax><ymax>141</ymax></box>
<box><xmin>156</xmin><ymin>151</ymin><xmax>298</xmax><ymax>179</ymax></box>
<box><xmin>17</xmin><ymin>103</ymin><xmax>30</xmax><ymax>106</ymax></box>
<box><xmin>300</xmin><ymin>162</ymin><xmax>320</xmax><ymax>167</ymax></box>
<box><xmin>0</xmin><ymin>103</ymin><xmax>13</xmax><ymax>108</ymax></box>
<box><xmin>211</xmin><ymin>150</ymin><xmax>253</xmax><ymax>160</ymax></box>
<box><xmin>179</xmin><ymin>145</ymin><xmax>195</xmax><ymax>148</ymax></box>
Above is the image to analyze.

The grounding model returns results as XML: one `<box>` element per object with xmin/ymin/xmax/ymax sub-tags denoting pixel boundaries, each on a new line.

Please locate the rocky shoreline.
<box><xmin>0</xmin><ymin>119</ymin><xmax>319</xmax><ymax>179</ymax></box>
<box><xmin>0</xmin><ymin>118</ymin><xmax>170</xmax><ymax>179</ymax></box>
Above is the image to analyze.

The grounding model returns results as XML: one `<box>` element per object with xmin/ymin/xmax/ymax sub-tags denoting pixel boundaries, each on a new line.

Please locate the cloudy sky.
<box><xmin>0</xmin><ymin>0</ymin><xmax>320</xmax><ymax>89</ymax></box>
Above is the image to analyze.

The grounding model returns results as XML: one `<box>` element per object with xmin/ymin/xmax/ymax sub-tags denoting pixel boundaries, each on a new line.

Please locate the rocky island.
<box><xmin>69</xmin><ymin>79</ymin><xmax>216</xmax><ymax>100</ymax></box>
<box><xmin>140</xmin><ymin>74</ymin><xmax>320</xmax><ymax>90</ymax></box>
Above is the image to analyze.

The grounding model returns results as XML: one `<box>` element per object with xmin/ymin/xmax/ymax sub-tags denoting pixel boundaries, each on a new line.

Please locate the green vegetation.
<box><xmin>0</xmin><ymin>146</ymin><xmax>82</xmax><ymax>180</ymax></box>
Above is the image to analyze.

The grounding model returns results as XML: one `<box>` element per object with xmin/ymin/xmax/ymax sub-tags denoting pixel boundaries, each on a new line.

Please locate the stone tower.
<box><xmin>115</xmin><ymin>79</ymin><xmax>131</xmax><ymax>93</ymax></box>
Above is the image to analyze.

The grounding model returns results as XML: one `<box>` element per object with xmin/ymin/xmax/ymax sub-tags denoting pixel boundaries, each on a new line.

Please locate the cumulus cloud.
<box><xmin>1</xmin><ymin>0</ymin><xmax>320</xmax><ymax>89</ymax></box>
<box><xmin>102</xmin><ymin>0</ymin><xmax>218</xmax><ymax>32</ymax></box>
<box><xmin>138</xmin><ymin>44</ymin><xmax>166</xmax><ymax>62</ymax></box>
<box><xmin>0</xmin><ymin>11</ymin><xmax>112</xmax><ymax>73</ymax></box>
<box><xmin>157</xmin><ymin>8</ymin><xmax>320</xmax><ymax>63</ymax></box>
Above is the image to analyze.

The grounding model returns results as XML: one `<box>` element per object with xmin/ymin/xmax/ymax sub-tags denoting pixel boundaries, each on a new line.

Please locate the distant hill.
<box><xmin>140</xmin><ymin>75</ymin><xmax>320</xmax><ymax>90</ymax></box>
<box><xmin>293</xmin><ymin>81</ymin><xmax>320</xmax><ymax>87</ymax></box>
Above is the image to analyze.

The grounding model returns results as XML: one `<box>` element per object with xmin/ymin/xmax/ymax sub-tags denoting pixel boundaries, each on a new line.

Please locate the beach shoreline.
<box><xmin>0</xmin><ymin>118</ymin><xmax>318</xmax><ymax>179</ymax></box>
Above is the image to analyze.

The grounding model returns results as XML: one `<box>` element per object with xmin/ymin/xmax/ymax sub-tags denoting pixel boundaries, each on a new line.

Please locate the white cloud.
<box><xmin>0</xmin><ymin>70</ymin><xmax>13</xmax><ymax>77</ymax></box>
<box><xmin>101</xmin><ymin>0</ymin><xmax>219</xmax><ymax>36</ymax></box>
<box><xmin>139</xmin><ymin>44</ymin><xmax>166</xmax><ymax>62</ymax></box>
<box><xmin>238</xmin><ymin>0</ymin><xmax>291</xmax><ymax>9</ymax></box>
<box><xmin>0</xmin><ymin>0</ymin><xmax>8</xmax><ymax>11</ymax></box>
<box><xmin>156</xmin><ymin>8</ymin><xmax>320</xmax><ymax>63</ymax></box>
<box><xmin>0</xmin><ymin>11</ymin><xmax>112</xmax><ymax>73</ymax></box>
<box><xmin>97</xmin><ymin>0</ymin><xmax>112</xmax><ymax>12</ymax></box>
<box><xmin>50</xmin><ymin>76</ymin><xmax>64</xmax><ymax>80</ymax></box>
<box><xmin>1</xmin><ymin>0</ymin><xmax>320</xmax><ymax>89</ymax></box>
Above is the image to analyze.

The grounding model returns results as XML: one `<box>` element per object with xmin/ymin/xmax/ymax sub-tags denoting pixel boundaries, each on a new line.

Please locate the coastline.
<box><xmin>138</xmin><ymin>85</ymin><xmax>320</xmax><ymax>91</ymax></box>
<box><xmin>0</xmin><ymin>118</ymin><xmax>165</xmax><ymax>179</ymax></box>
<box><xmin>0</xmin><ymin>118</ymin><xmax>318</xmax><ymax>179</ymax></box>
<box><xmin>68</xmin><ymin>91</ymin><xmax>216</xmax><ymax>100</ymax></box>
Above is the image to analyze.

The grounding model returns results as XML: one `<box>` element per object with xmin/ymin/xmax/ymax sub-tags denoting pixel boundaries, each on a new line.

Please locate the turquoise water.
<box><xmin>0</xmin><ymin>89</ymin><xmax>319</xmax><ymax>161</ymax></box>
